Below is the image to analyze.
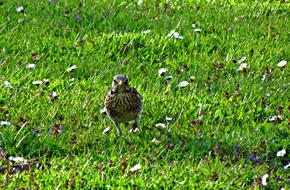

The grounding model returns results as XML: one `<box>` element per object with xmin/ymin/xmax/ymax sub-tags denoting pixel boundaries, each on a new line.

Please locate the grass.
<box><xmin>0</xmin><ymin>0</ymin><xmax>289</xmax><ymax>189</ymax></box>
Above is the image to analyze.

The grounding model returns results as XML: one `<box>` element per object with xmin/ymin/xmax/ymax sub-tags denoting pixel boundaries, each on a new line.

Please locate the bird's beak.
<box><xmin>118</xmin><ymin>80</ymin><xmax>124</xmax><ymax>86</ymax></box>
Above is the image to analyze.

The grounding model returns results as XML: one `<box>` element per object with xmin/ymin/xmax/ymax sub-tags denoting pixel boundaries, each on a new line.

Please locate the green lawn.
<box><xmin>0</xmin><ymin>0</ymin><xmax>289</xmax><ymax>189</ymax></box>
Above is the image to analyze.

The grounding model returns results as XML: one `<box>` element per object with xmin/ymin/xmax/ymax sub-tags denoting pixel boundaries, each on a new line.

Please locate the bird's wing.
<box><xmin>131</xmin><ymin>87</ymin><xmax>142</xmax><ymax>100</ymax></box>
<box><xmin>129</xmin><ymin>87</ymin><xmax>143</xmax><ymax>113</ymax></box>
<box><xmin>104</xmin><ymin>89</ymin><xmax>113</xmax><ymax>106</ymax></box>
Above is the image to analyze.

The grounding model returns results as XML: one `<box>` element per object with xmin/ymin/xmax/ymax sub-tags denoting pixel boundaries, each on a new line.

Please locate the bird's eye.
<box><xmin>124</xmin><ymin>80</ymin><xmax>128</xmax><ymax>84</ymax></box>
<box><xmin>113</xmin><ymin>80</ymin><xmax>118</xmax><ymax>83</ymax></box>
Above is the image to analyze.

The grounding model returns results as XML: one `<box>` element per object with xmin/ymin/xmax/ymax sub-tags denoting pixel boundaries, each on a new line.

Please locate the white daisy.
<box><xmin>151</xmin><ymin>138</ymin><xmax>161</xmax><ymax>144</ymax></box>
<box><xmin>0</xmin><ymin>121</ymin><xmax>11</xmax><ymax>126</ymax></box>
<box><xmin>238</xmin><ymin>63</ymin><xmax>247</xmax><ymax>71</ymax></box>
<box><xmin>177</xmin><ymin>81</ymin><xmax>189</xmax><ymax>87</ymax></box>
<box><xmin>8</xmin><ymin>156</ymin><xmax>25</xmax><ymax>163</ymax></box>
<box><xmin>167</xmin><ymin>30</ymin><xmax>184</xmax><ymax>40</ymax></box>
<box><xmin>261</xmin><ymin>173</ymin><xmax>269</xmax><ymax>186</ymax></box>
<box><xmin>141</xmin><ymin>30</ymin><xmax>151</xmax><ymax>35</ymax></box>
<box><xmin>130</xmin><ymin>164</ymin><xmax>141</xmax><ymax>172</ymax></box>
<box><xmin>16</xmin><ymin>6</ymin><xmax>24</xmax><ymax>13</ymax></box>
<box><xmin>137</xmin><ymin>0</ymin><xmax>142</xmax><ymax>6</ymax></box>
<box><xmin>166</xmin><ymin>116</ymin><xmax>172</xmax><ymax>121</ymax></box>
<box><xmin>67</xmin><ymin>65</ymin><xmax>77</xmax><ymax>72</ymax></box>
<box><xmin>155</xmin><ymin>123</ymin><xmax>166</xmax><ymax>129</ymax></box>
<box><xmin>283</xmin><ymin>163</ymin><xmax>290</xmax><ymax>169</ymax></box>
<box><xmin>102</xmin><ymin>127</ymin><xmax>110</xmax><ymax>135</ymax></box>
<box><xmin>276</xmin><ymin>149</ymin><xmax>286</xmax><ymax>157</ymax></box>
<box><xmin>238</xmin><ymin>56</ymin><xmax>246</xmax><ymax>63</ymax></box>
<box><xmin>26</xmin><ymin>64</ymin><xmax>36</xmax><ymax>69</ymax></box>
<box><xmin>158</xmin><ymin>68</ymin><xmax>167</xmax><ymax>77</ymax></box>
<box><xmin>4</xmin><ymin>81</ymin><xmax>13</xmax><ymax>89</ymax></box>
<box><xmin>165</xmin><ymin>76</ymin><xmax>173</xmax><ymax>80</ymax></box>
<box><xmin>277</xmin><ymin>60</ymin><xmax>287</xmax><ymax>67</ymax></box>
<box><xmin>32</xmin><ymin>80</ymin><xmax>43</xmax><ymax>85</ymax></box>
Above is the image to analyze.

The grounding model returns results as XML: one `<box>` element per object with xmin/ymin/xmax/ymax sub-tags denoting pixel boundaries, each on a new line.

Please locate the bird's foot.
<box><xmin>116</xmin><ymin>129</ymin><xmax>122</xmax><ymax>137</ymax></box>
<box><xmin>100</xmin><ymin>108</ymin><xmax>107</xmax><ymax>116</ymax></box>
<box><xmin>129</xmin><ymin>122</ymin><xmax>139</xmax><ymax>133</ymax></box>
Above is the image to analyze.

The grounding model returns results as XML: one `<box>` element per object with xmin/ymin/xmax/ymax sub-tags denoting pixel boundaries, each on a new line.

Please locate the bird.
<box><xmin>104</xmin><ymin>74</ymin><xmax>142</xmax><ymax>136</ymax></box>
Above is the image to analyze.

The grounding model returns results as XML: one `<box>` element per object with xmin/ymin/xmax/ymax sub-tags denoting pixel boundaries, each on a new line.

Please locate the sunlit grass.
<box><xmin>0</xmin><ymin>0</ymin><xmax>289</xmax><ymax>189</ymax></box>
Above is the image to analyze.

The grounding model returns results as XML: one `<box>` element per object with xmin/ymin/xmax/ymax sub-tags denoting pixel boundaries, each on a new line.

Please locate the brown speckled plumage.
<box><xmin>104</xmin><ymin>75</ymin><xmax>142</xmax><ymax>136</ymax></box>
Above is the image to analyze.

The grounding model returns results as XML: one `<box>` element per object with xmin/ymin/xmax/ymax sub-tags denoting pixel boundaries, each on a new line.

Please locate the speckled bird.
<box><xmin>104</xmin><ymin>75</ymin><xmax>142</xmax><ymax>136</ymax></box>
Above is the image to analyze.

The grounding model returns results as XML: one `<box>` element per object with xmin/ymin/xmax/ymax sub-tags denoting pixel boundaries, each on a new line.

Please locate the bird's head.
<box><xmin>112</xmin><ymin>74</ymin><xmax>130</xmax><ymax>93</ymax></box>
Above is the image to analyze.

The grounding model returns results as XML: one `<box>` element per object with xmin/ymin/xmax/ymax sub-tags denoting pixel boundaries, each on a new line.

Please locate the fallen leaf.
<box><xmin>214</xmin><ymin>62</ymin><xmax>224</xmax><ymax>72</ymax></box>
<box><xmin>210</xmin><ymin>172</ymin><xmax>219</xmax><ymax>181</ymax></box>
<box><xmin>120</xmin><ymin>158</ymin><xmax>128</xmax><ymax>172</ymax></box>
<box><xmin>182</xmin><ymin>64</ymin><xmax>189</xmax><ymax>71</ymax></box>
<box><xmin>176</xmin><ymin>68</ymin><xmax>182</xmax><ymax>75</ymax></box>
<box><xmin>31</xmin><ymin>52</ymin><xmax>37</xmax><ymax>61</ymax></box>
<box><xmin>122</xmin><ymin>41</ymin><xmax>134</xmax><ymax>53</ymax></box>
<box><xmin>0</xmin><ymin>147</ymin><xmax>7</xmax><ymax>161</ymax></box>
<box><xmin>49</xmin><ymin>123</ymin><xmax>62</xmax><ymax>136</ymax></box>
<box><xmin>263</xmin><ymin>66</ymin><xmax>272</xmax><ymax>74</ymax></box>
<box><xmin>166</xmin><ymin>143</ymin><xmax>175</xmax><ymax>151</ymax></box>
<box><xmin>77</xmin><ymin>38</ymin><xmax>84</xmax><ymax>46</ymax></box>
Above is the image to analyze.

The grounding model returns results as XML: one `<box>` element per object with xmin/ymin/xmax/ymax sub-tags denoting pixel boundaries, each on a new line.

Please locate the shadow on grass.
<box><xmin>3</xmin><ymin>129</ymin><xmax>240</xmax><ymax>161</ymax></box>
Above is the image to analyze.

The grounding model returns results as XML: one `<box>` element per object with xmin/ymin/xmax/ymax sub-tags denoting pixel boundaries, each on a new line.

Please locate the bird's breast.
<box><xmin>105</xmin><ymin>91</ymin><xmax>142</xmax><ymax>122</ymax></box>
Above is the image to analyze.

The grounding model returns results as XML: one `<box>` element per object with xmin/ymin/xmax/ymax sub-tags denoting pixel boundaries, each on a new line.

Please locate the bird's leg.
<box><xmin>131</xmin><ymin>119</ymin><xmax>139</xmax><ymax>133</ymax></box>
<box><xmin>114</xmin><ymin>122</ymin><xmax>122</xmax><ymax>136</ymax></box>
<box><xmin>102</xmin><ymin>117</ymin><xmax>106</xmax><ymax>126</ymax></box>
<box><xmin>101</xmin><ymin>108</ymin><xmax>107</xmax><ymax>126</ymax></box>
